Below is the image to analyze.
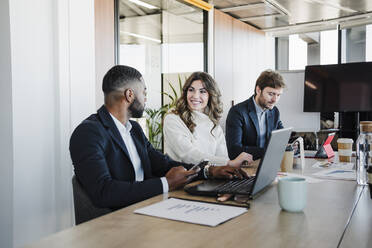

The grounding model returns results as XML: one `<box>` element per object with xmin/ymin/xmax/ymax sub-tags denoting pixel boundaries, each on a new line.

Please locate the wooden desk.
<box><xmin>339</xmin><ymin>185</ymin><xmax>372</xmax><ymax>248</ymax></box>
<box><xmin>25</xmin><ymin>160</ymin><xmax>366</xmax><ymax>248</ymax></box>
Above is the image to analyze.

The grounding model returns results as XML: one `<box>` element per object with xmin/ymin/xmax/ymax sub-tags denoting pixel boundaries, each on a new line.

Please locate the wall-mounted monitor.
<box><xmin>304</xmin><ymin>62</ymin><xmax>372</xmax><ymax>112</ymax></box>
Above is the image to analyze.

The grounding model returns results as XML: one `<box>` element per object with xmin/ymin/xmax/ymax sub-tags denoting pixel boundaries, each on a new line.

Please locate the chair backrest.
<box><xmin>72</xmin><ymin>175</ymin><xmax>111</xmax><ymax>225</ymax></box>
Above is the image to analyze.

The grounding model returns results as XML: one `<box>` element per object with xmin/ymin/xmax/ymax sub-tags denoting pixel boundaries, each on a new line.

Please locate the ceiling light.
<box><xmin>128</xmin><ymin>0</ymin><xmax>159</xmax><ymax>10</ymax></box>
<box><xmin>121</xmin><ymin>31</ymin><xmax>161</xmax><ymax>43</ymax></box>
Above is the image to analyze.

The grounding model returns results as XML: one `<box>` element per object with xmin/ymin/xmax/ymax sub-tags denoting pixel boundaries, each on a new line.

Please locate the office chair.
<box><xmin>72</xmin><ymin>175</ymin><xmax>111</xmax><ymax>225</ymax></box>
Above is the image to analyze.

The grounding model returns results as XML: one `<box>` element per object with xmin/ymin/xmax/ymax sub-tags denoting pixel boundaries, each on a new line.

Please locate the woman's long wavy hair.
<box><xmin>172</xmin><ymin>72</ymin><xmax>223</xmax><ymax>134</ymax></box>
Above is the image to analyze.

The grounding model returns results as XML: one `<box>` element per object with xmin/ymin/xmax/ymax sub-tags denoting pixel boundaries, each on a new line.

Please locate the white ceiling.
<box><xmin>213</xmin><ymin>0</ymin><xmax>372</xmax><ymax>31</ymax></box>
<box><xmin>119</xmin><ymin>0</ymin><xmax>372</xmax><ymax>39</ymax></box>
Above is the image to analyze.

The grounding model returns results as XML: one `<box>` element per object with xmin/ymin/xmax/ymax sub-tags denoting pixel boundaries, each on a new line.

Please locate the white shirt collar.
<box><xmin>108</xmin><ymin>112</ymin><xmax>168</xmax><ymax>192</ymax></box>
<box><xmin>109</xmin><ymin>113</ymin><xmax>132</xmax><ymax>134</ymax></box>
<box><xmin>253</xmin><ymin>97</ymin><xmax>267</xmax><ymax>115</ymax></box>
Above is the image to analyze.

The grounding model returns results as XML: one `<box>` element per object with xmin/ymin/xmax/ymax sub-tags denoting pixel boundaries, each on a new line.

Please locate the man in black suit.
<box><xmin>70</xmin><ymin>65</ymin><xmax>246</xmax><ymax>210</ymax></box>
<box><xmin>226</xmin><ymin>70</ymin><xmax>285</xmax><ymax>160</ymax></box>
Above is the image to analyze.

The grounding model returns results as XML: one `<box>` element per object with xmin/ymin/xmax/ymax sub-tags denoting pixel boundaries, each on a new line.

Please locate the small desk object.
<box><xmin>315</xmin><ymin>132</ymin><xmax>335</xmax><ymax>159</ymax></box>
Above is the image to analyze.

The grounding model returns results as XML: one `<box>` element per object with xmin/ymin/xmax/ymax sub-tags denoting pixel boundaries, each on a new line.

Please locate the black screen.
<box><xmin>304</xmin><ymin>62</ymin><xmax>372</xmax><ymax>112</ymax></box>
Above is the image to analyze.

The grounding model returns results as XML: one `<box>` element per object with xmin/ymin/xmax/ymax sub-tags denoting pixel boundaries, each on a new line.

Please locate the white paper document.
<box><xmin>311</xmin><ymin>168</ymin><xmax>356</xmax><ymax>180</ymax></box>
<box><xmin>134</xmin><ymin>198</ymin><xmax>247</xmax><ymax>227</ymax></box>
<box><xmin>312</xmin><ymin>161</ymin><xmax>354</xmax><ymax>170</ymax></box>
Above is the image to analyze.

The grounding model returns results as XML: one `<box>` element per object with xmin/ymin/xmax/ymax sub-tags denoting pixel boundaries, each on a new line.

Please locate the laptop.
<box><xmin>185</xmin><ymin>127</ymin><xmax>292</xmax><ymax>199</ymax></box>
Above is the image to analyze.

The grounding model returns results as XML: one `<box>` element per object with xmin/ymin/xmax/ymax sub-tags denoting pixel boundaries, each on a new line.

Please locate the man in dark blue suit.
<box><xmin>226</xmin><ymin>70</ymin><xmax>285</xmax><ymax>160</ymax></box>
<box><xmin>70</xmin><ymin>65</ymin><xmax>246</xmax><ymax>210</ymax></box>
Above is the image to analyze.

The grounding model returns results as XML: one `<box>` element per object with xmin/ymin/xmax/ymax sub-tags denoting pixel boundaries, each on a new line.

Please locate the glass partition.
<box><xmin>119</xmin><ymin>0</ymin><xmax>205</xmax><ymax>109</ymax></box>
<box><xmin>118</xmin><ymin>0</ymin><xmax>206</xmax><ymax>149</ymax></box>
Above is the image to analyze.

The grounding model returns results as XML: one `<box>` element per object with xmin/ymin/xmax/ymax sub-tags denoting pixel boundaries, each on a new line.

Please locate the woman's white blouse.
<box><xmin>163</xmin><ymin>111</ymin><xmax>229</xmax><ymax>165</ymax></box>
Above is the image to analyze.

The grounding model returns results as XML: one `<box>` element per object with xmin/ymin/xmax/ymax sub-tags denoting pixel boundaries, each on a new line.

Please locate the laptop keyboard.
<box><xmin>214</xmin><ymin>177</ymin><xmax>255</xmax><ymax>195</ymax></box>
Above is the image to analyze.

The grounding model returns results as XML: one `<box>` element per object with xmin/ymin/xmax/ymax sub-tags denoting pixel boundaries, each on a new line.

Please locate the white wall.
<box><xmin>213</xmin><ymin>10</ymin><xmax>233</xmax><ymax>130</ymax></box>
<box><xmin>213</xmin><ymin>10</ymin><xmax>275</xmax><ymax>129</ymax></box>
<box><xmin>10</xmin><ymin>0</ymin><xmax>58</xmax><ymax>244</ymax></box>
<box><xmin>1</xmin><ymin>0</ymin><xmax>96</xmax><ymax>247</ymax></box>
<box><xmin>68</xmin><ymin>1</ymin><xmax>96</xmax><ymax>129</ymax></box>
<box><xmin>0</xmin><ymin>1</ymin><xmax>14</xmax><ymax>247</ymax></box>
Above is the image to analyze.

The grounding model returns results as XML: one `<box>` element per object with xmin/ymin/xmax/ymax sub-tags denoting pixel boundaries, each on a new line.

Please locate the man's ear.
<box><xmin>255</xmin><ymin>86</ymin><xmax>261</xmax><ymax>96</ymax></box>
<box><xmin>124</xmin><ymin>89</ymin><xmax>134</xmax><ymax>103</ymax></box>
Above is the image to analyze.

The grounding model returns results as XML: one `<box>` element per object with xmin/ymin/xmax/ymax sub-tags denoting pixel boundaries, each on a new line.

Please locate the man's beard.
<box><xmin>257</xmin><ymin>96</ymin><xmax>267</xmax><ymax>109</ymax></box>
<box><xmin>258</xmin><ymin>95</ymin><xmax>273</xmax><ymax>110</ymax></box>
<box><xmin>129</xmin><ymin>97</ymin><xmax>144</xmax><ymax>118</ymax></box>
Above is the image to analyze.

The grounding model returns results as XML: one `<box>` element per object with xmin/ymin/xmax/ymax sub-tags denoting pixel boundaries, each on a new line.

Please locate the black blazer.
<box><xmin>225</xmin><ymin>96</ymin><xmax>283</xmax><ymax>160</ymax></box>
<box><xmin>69</xmin><ymin>105</ymin><xmax>192</xmax><ymax>209</ymax></box>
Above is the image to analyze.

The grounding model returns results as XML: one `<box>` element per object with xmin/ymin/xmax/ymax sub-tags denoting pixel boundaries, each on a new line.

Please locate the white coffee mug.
<box><xmin>277</xmin><ymin>177</ymin><xmax>307</xmax><ymax>212</ymax></box>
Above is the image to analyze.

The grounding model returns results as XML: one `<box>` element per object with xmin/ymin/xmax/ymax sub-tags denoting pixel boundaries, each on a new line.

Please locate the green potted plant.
<box><xmin>145</xmin><ymin>76</ymin><xmax>184</xmax><ymax>150</ymax></box>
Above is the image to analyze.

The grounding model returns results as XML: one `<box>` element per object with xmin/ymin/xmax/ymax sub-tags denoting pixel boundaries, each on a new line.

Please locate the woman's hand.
<box><xmin>227</xmin><ymin>152</ymin><xmax>253</xmax><ymax>167</ymax></box>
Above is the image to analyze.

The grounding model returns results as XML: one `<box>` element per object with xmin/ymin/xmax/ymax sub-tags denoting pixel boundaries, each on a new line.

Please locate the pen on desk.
<box><xmin>170</xmin><ymin>197</ymin><xmax>250</xmax><ymax>209</ymax></box>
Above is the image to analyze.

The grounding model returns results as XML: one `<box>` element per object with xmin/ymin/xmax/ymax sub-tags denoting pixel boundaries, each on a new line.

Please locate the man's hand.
<box><xmin>209</xmin><ymin>165</ymin><xmax>249</xmax><ymax>179</ymax></box>
<box><xmin>227</xmin><ymin>152</ymin><xmax>253</xmax><ymax>167</ymax></box>
<box><xmin>165</xmin><ymin>166</ymin><xmax>197</xmax><ymax>191</ymax></box>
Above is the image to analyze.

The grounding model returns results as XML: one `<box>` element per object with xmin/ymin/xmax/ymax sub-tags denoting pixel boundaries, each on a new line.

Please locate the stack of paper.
<box><xmin>134</xmin><ymin>198</ymin><xmax>247</xmax><ymax>227</ymax></box>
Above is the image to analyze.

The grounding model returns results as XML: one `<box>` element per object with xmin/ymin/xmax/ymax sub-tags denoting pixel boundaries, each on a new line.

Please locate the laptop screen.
<box><xmin>251</xmin><ymin>128</ymin><xmax>292</xmax><ymax>196</ymax></box>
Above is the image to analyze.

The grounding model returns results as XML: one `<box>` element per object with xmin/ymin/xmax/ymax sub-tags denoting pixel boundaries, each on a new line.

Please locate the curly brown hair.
<box><xmin>172</xmin><ymin>72</ymin><xmax>223</xmax><ymax>134</ymax></box>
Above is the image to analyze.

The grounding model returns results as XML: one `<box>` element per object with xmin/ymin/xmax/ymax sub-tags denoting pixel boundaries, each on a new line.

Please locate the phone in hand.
<box><xmin>186</xmin><ymin>161</ymin><xmax>208</xmax><ymax>180</ymax></box>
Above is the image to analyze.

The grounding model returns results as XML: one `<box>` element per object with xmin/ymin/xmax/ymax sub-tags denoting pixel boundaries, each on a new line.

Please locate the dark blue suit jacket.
<box><xmin>69</xmin><ymin>105</ymin><xmax>192</xmax><ymax>210</ymax></box>
<box><xmin>225</xmin><ymin>96</ymin><xmax>283</xmax><ymax>160</ymax></box>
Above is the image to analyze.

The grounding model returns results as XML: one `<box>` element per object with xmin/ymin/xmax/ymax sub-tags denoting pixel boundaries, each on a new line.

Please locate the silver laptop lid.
<box><xmin>251</xmin><ymin>127</ymin><xmax>292</xmax><ymax>196</ymax></box>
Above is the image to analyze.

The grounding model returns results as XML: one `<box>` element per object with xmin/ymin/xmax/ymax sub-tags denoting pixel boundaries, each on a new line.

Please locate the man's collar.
<box><xmin>109</xmin><ymin>112</ymin><xmax>132</xmax><ymax>133</ymax></box>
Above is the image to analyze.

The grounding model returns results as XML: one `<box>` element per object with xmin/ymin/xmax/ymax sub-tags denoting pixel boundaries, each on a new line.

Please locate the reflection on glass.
<box><xmin>289</xmin><ymin>34</ymin><xmax>307</xmax><ymax>70</ymax></box>
<box><xmin>366</xmin><ymin>24</ymin><xmax>372</xmax><ymax>62</ymax></box>
<box><xmin>341</xmin><ymin>25</ymin><xmax>366</xmax><ymax>63</ymax></box>
<box><xmin>278</xmin><ymin>29</ymin><xmax>339</xmax><ymax>70</ymax></box>
<box><xmin>119</xmin><ymin>0</ymin><xmax>204</xmax><ymax>110</ymax></box>
<box><xmin>320</xmin><ymin>30</ymin><xmax>337</xmax><ymax>65</ymax></box>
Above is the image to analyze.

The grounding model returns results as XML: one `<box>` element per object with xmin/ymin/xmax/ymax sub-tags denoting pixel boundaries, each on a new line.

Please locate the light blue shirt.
<box><xmin>110</xmin><ymin>113</ymin><xmax>169</xmax><ymax>193</ymax></box>
<box><xmin>253</xmin><ymin>98</ymin><xmax>267</xmax><ymax>148</ymax></box>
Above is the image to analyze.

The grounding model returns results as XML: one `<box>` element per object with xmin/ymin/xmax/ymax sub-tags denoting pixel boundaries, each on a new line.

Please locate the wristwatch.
<box><xmin>204</xmin><ymin>164</ymin><xmax>211</xmax><ymax>178</ymax></box>
<box><xmin>203</xmin><ymin>162</ymin><xmax>215</xmax><ymax>179</ymax></box>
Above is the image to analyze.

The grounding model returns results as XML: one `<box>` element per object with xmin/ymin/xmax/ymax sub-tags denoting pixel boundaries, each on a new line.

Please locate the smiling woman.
<box><xmin>187</xmin><ymin>80</ymin><xmax>209</xmax><ymax>112</ymax></box>
<box><xmin>167</xmin><ymin>72</ymin><xmax>223</xmax><ymax>135</ymax></box>
<box><xmin>163</xmin><ymin>72</ymin><xmax>253</xmax><ymax>167</ymax></box>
